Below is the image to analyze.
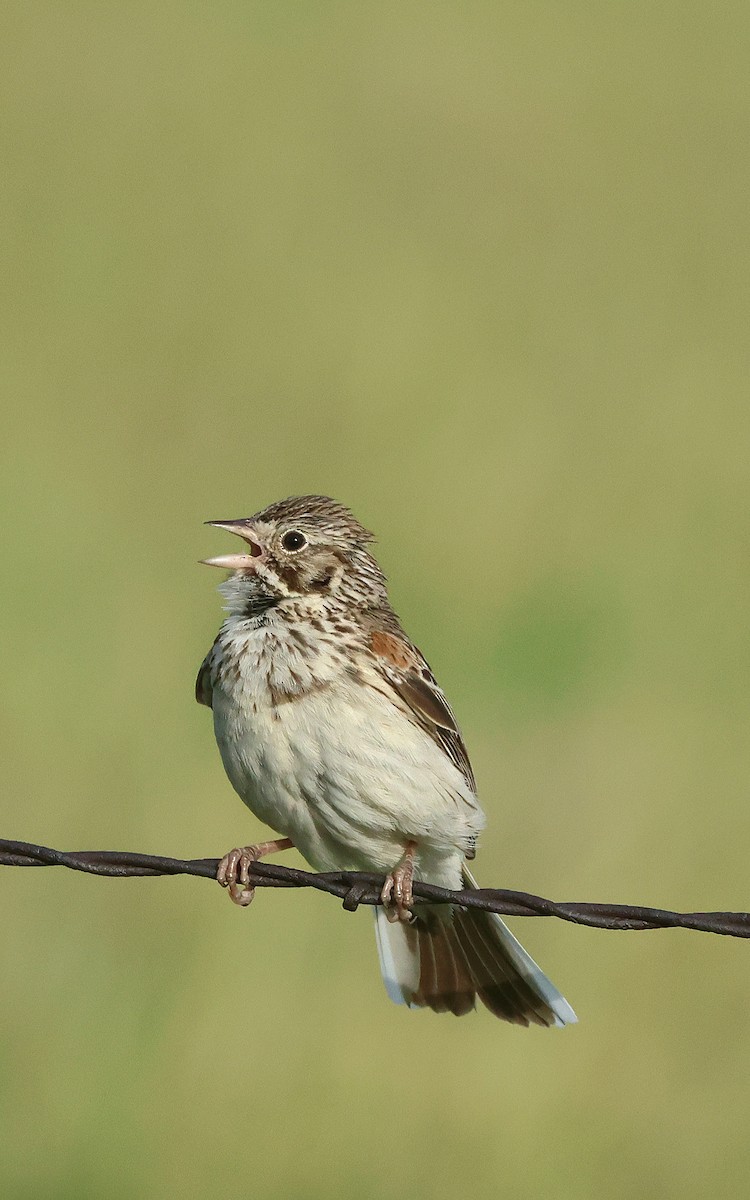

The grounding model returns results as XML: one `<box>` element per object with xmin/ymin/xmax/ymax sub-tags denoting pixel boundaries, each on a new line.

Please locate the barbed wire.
<box><xmin>2</xmin><ymin>838</ymin><xmax>749</xmax><ymax>938</ymax></box>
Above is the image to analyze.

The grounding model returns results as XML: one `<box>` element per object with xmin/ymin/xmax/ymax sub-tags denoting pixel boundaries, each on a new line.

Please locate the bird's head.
<box><xmin>202</xmin><ymin>495</ymin><xmax>388</xmax><ymax>617</ymax></box>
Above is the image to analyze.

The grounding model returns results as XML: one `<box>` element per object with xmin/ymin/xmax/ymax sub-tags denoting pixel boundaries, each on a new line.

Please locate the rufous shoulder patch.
<box><xmin>369</xmin><ymin>630</ymin><xmax>416</xmax><ymax>670</ymax></box>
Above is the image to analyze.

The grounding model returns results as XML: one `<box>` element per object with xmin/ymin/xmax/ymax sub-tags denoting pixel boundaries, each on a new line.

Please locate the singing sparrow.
<box><xmin>197</xmin><ymin>495</ymin><xmax>576</xmax><ymax>1025</ymax></box>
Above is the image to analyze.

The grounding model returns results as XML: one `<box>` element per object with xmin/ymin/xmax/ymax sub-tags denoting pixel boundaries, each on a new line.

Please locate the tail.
<box><xmin>373</xmin><ymin>865</ymin><xmax>577</xmax><ymax>1026</ymax></box>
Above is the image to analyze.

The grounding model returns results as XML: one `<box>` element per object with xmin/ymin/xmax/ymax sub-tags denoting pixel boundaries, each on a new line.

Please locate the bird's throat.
<box><xmin>242</xmin><ymin>593</ymin><xmax>281</xmax><ymax>621</ymax></box>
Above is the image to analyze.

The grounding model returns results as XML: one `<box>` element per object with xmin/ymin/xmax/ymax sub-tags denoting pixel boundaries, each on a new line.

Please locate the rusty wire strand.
<box><xmin>1</xmin><ymin>838</ymin><xmax>749</xmax><ymax>937</ymax></box>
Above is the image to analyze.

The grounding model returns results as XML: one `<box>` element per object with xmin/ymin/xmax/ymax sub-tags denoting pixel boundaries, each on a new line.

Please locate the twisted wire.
<box><xmin>1</xmin><ymin>838</ymin><xmax>748</xmax><ymax>937</ymax></box>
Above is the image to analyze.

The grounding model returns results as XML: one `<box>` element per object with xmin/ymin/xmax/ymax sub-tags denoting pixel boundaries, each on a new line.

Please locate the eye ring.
<box><xmin>281</xmin><ymin>530</ymin><xmax>307</xmax><ymax>552</ymax></box>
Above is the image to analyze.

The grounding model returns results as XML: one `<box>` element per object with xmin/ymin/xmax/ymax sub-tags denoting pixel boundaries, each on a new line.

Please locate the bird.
<box><xmin>196</xmin><ymin>495</ymin><xmax>576</xmax><ymax>1026</ymax></box>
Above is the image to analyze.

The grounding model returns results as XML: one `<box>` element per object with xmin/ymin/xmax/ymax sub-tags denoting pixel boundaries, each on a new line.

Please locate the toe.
<box><xmin>217</xmin><ymin>847</ymin><xmax>241</xmax><ymax>888</ymax></box>
<box><xmin>239</xmin><ymin>851</ymin><xmax>254</xmax><ymax>888</ymax></box>
<box><xmin>228</xmin><ymin>881</ymin><xmax>255</xmax><ymax>906</ymax></box>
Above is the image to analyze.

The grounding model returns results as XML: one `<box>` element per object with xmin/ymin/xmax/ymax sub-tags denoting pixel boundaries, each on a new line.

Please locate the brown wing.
<box><xmin>195</xmin><ymin>650</ymin><xmax>214</xmax><ymax>708</ymax></box>
<box><xmin>368</xmin><ymin>629</ymin><xmax>476</xmax><ymax>794</ymax></box>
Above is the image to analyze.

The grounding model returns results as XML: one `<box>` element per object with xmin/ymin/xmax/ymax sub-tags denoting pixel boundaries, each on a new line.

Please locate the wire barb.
<box><xmin>1</xmin><ymin>838</ymin><xmax>749</xmax><ymax>937</ymax></box>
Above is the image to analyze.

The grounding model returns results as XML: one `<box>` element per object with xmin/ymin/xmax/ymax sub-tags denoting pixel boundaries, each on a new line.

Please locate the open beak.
<box><xmin>200</xmin><ymin>519</ymin><xmax>265</xmax><ymax>570</ymax></box>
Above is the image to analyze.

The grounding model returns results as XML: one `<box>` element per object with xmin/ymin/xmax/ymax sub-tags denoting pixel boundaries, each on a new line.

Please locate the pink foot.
<box><xmin>216</xmin><ymin>837</ymin><xmax>293</xmax><ymax>906</ymax></box>
<box><xmin>381</xmin><ymin>841</ymin><xmax>417</xmax><ymax>923</ymax></box>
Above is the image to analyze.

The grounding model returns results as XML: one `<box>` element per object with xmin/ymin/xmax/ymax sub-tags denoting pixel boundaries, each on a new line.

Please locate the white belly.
<box><xmin>211</xmin><ymin>667</ymin><xmax>484</xmax><ymax>883</ymax></box>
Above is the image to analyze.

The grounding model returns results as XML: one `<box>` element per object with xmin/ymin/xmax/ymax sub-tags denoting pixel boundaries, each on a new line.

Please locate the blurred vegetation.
<box><xmin>1</xmin><ymin>2</ymin><xmax>749</xmax><ymax>1197</ymax></box>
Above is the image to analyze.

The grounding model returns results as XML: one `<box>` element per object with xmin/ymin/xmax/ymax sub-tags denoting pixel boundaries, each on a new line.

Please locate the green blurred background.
<box><xmin>2</xmin><ymin>3</ymin><xmax>749</xmax><ymax>1197</ymax></box>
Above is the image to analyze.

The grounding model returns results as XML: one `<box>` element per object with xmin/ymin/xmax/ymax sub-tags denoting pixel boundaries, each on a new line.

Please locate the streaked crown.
<box><xmin>251</xmin><ymin>495</ymin><xmax>375</xmax><ymax>546</ymax></box>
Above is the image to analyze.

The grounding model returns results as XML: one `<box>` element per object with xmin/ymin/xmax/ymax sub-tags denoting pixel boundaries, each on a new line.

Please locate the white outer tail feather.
<box><xmin>374</xmin><ymin>906</ymin><xmax>420</xmax><ymax>1005</ymax></box>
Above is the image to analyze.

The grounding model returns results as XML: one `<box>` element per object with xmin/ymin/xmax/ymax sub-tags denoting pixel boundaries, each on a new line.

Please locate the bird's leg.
<box><xmin>216</xmin><ymin>837</ymin><xmax>294</xmax><ymax>907</ymax></box>
<box><xmin>381</xmin><ymin>841</ymin><xmax>417</xmax><ymax>923</ymax></box>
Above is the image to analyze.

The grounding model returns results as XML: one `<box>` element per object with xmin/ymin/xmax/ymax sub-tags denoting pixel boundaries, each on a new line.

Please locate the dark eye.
<box><xmin>281</xmin><ymin>530</ymin><xmax>307</xmax><ymax>552</ymax></box>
